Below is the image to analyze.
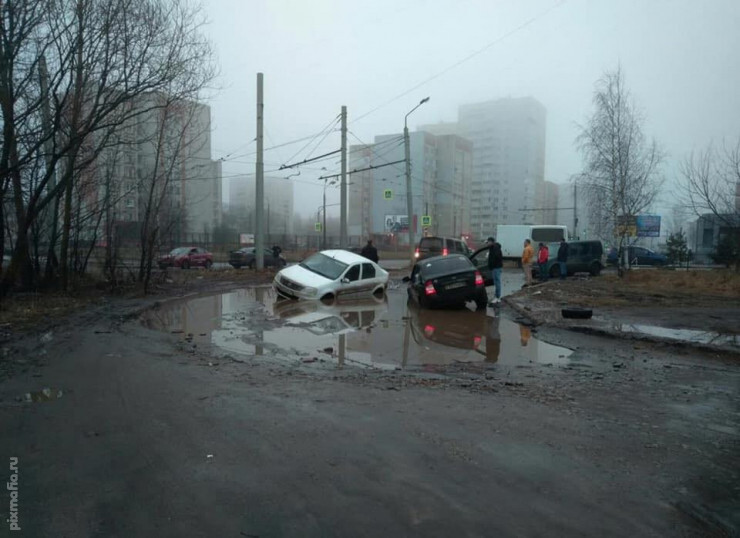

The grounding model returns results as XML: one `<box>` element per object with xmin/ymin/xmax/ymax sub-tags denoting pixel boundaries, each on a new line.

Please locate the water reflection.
<box><xmin>142</xmin><ymin>288</ymin><xmax>572</xmax><ymax>369</ymax></box>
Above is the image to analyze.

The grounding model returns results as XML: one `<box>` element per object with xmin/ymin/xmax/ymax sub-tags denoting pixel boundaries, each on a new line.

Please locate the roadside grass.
<box><xmin>619</xmin><ymin>269</ymin><xmax>740</xmax><ymax>297</ymax></box>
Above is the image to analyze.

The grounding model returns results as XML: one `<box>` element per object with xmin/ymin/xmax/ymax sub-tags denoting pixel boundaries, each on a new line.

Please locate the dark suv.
<box><xmin>546</xmin><ymin>240</ymin><xmax>605</xmax><ymax>277</ymax></box>
<box><xmin>414</xmin><ymin>236</ymin><xmax>471</xmax><ymax>261</ymax></box>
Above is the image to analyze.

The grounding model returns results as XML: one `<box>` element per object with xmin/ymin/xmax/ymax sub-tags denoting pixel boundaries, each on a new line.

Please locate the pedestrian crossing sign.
<box><xmin>315</xmin><ymin>222</ymin><xmax>322</xmax><ymax>232</ymax></box>
<box><xmin>421</xmin><ymin>215</ymin><xmax>431</xmax><ymax>227</ymax></box>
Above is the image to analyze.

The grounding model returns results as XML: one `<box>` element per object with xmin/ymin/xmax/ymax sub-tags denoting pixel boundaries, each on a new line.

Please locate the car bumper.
<box><xmin>426</xmin><ymin>287</ymin><xmax>486</xmax><ymax>306</ymax></box>
<box><xmin>273</xmin><ymin>276</ymin><xmax>319</xmax><ymax>300</ymax></box>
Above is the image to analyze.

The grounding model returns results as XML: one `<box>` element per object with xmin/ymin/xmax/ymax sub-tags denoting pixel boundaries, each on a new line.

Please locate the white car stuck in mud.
<box><xmin>273</xmin><ymin>250</ymin><xmax>389</xmax><ymax>302</ymax></box>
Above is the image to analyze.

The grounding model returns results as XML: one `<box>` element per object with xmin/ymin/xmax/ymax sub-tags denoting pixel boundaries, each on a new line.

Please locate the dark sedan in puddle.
<box><xmin>404</xmin><ymin>254</ymin><xmax>488</xmax><ymax>309</ymax></box>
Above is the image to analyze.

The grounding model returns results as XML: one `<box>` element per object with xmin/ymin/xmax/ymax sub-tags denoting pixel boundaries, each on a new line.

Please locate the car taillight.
<box><xmin>442</xmin><ymin>248</ymin><xmax>448</xmax><ymax>256</ymax></box>
<box><xmin>424</xmin><ymin>324</ymin><xmax>435</xmax><ymax>337</ymax></box>
<box><xmin>424</xmin><ymin>281</ymin><xmax>436</xmax><ymax>296</ymax></box>
<box><xmin>473</xmin><ymin>335</ymin><xmax>482</xmax><ymax>348</ymax></box>
<box><xmin>414</xmin><ymin>248</ymin><xmax>420</xmax><ymax>258</ymax></box>
<box><xmin>474</xmin><ymin>271</ymin><xmax>484</xmax><ymax>286</ymax></box>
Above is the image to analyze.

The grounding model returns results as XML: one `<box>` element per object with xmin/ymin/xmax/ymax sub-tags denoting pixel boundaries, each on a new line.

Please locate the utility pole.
<box><xmin>255</xmin><ymin>73</ymin><xmax>264</xmax><ymax>269</ymax></box>
<box><xmin>340</xmin><ymin>106</ymin><xmax>347</xmax><ymax>248</ymax></box>
<box><xmin>323</xmin><ymin>181</ymin><xmax>327</xmax><ymax>249</ymax></box>
<box><xmin>573</xmin><ymin>181</ymin><xmax>578</xmax><ymax>240</ymax></box>
<box><xmin>404</xmin><ymin>97</ymin><xmax>430</xmax><ymax>262</ymax></box>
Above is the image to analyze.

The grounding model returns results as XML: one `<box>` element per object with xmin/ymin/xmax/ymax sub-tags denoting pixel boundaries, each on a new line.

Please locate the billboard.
<box><xmin>636</xmin><ymin>215</ymin><xmax>661</xmax><ymax>237</ymax></box>
<box><xmin>384</xmin><ymin>214</ymin><xmax>408</xmax><ymax>233</ymax></box>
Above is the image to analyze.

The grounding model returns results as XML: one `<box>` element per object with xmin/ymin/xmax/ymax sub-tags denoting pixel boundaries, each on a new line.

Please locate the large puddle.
<box><xmin>142</xmin><ymin>286</ymin><xmax>573</xmax><ymax>369</ymax></box>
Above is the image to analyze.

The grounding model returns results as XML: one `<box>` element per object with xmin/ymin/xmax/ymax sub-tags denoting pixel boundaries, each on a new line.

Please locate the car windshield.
<box><xmin>299</xmin><ymin>253</ymin><xmax>348</xmax><ymax>280</ymax></box>
<box><xmin>420</xmin><ymin>256</ymin><xmax>473</xmax><ymax>279</ymax></box>
<box><xmin>170</xmin><ymin>247</ymin><xmax>190</xmax><ymax>255</ymax></box>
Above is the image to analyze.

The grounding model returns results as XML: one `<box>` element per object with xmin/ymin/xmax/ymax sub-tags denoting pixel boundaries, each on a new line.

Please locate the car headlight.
<box><xmin>303</xmin><ymin>286</ymin><xmax>317</xmax><ymax>296</ymax></box>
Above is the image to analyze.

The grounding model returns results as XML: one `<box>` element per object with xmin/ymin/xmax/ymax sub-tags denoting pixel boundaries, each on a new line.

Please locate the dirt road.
<box><xmin>0</xmin><ymin>279</ymin><xmax>738</xmax><ymax>536</ymax></box>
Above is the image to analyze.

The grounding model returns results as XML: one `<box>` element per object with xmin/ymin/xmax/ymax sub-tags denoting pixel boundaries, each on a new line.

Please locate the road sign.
<box><xmin>421</xmin><ymin>215</ymin><xmax>431</xmax><ymax>227</ymax></box>
<box><xmin>315</xmin><ymin>222</ymin><xmax>322</xmax><ymax>232</ymax></box>
<box><xmin>383</xmin><ymin>189</ymin><xmax>393</xmax><ymax>200</ymax></box>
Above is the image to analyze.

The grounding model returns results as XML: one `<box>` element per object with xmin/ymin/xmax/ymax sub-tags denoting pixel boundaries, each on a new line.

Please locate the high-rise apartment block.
<box><xmin>421</xmin><ymin>97</ymin><xmax>547</xmax><ymax>241</ymax></box>
<box><xmin>348</xmin><ymin>131</ymin><xmax>472</xmax><ymax>243</ymax></box>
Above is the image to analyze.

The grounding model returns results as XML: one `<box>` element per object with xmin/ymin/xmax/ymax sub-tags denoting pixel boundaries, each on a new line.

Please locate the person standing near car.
<box><xmin>537</xmin><ymin>242</ymin><xmax>550</xmax><ymax>281</ymax></box>
<box><xmin>557</xmin><ymin>239</ymin><xmax>569</xmax><ymax>280</ymax></box>
<box><xmin>521</xmin><ymin>239</ymin><xmax>534</xmax><ymax>286</ymax></box>
<box><xmin>272</xmin><ymin>245</ymin><xmax>282</xmax><ymax>266</ymax></box>
<box><xmin>486</xmin><ymin>236</ymin><xmax>503</xmax><ymax>304</ymax></box>
<box><xmin>360</xmin><ymin>239</ymin><xmax>379</xmax><ymax>263</ymax></box>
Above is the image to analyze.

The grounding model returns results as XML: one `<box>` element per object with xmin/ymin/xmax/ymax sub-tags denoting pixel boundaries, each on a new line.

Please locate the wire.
<box><xmin>351</xmin><ymin>0</ymin><xmax>566</xmax><ymax>125</ymax></box>
<box><xmin>282</xmin><ymin>114</ymin><xmax>341</xmax><ymax>165</ymax></box>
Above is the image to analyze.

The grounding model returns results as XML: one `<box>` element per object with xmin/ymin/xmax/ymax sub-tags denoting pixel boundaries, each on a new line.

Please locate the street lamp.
<box><xmin>404</xmin><ymin>96</ymin><xmax>430</xmax><ymax>262</ymax></box>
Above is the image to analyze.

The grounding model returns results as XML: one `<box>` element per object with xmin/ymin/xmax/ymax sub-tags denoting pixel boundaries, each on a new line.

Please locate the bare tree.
<box><xmin>678</xmin><ymin>138</ymin><xmax>740</xmax><ymax>270</ymax></box>
<box><xmin>1</xmin><ymin>0</ymin><xmax>216</xmax><ymax>295</ymax></box>
<box><xmin>576</xmin><ymin>66</ymin><xmax>664</xmax><ymax>268</ymax></box>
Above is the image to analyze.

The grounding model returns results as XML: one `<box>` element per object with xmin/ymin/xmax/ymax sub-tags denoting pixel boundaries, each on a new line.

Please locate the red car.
<box><xmin>158</xmin><ymin>247</ymin><xmax>213</xmax><ymax>269</ymax></box>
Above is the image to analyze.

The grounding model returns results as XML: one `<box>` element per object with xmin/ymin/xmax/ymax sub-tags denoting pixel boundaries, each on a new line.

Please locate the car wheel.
<box><xmin>320</xmin><ymin>293</ymin><xmax>335</xmax><ymax>304</ymax></box>
<box><xmin>549</xmin><ymin>265</ymin><xmax>560</xmax><ymax>278</ymax></box>
<box><xmin>419</xmin><ymin>295</ymin><xmax>432</xmax><ymax>309</ymax></box>
<box><xmin>229</xmin><ymin>263</ymin><xmax>240</xmax><ymax>269</ymax></box>
<box><xmin>248</xmin><ymin>260</ymin><xmax>255</xmax><ymax>270</ymax></box>
<box><xmin>589</xmin><ymin>262</ymin><xmax>601</xmax><ymax>276</ymax></box>
<box><xmin>475</xmin><ymin>293</ymin><xmax>488</xmax><ymax>310</ymax></box>
<box><xmin>205</xmin><ymin>260</ymin><xmax>213</xmax><ymax>270</ymax></box>
<box><xmin>181</xmin><ymin>260</ymin><xmax>190</xmax><ymax>270</ymax></box>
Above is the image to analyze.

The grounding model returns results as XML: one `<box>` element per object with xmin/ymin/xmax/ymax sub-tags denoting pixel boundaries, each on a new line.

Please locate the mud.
<box><xmin>0</xmin><ymin>269</ymin><xmax>738</xmax><ymax>536</ymax></box>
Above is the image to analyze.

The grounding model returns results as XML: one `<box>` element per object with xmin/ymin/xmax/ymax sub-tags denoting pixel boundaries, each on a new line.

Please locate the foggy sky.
<box><xmin>199</xmin><ymin>0</ymin><xmax>740</xmax><ymax>220</ymax></box>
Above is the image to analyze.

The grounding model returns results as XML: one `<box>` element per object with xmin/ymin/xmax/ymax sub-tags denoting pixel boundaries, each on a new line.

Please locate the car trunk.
<box><xmin>428</xmin><ymin>269</ymin><xmax>476</xmax><ymax>297</ymax></box>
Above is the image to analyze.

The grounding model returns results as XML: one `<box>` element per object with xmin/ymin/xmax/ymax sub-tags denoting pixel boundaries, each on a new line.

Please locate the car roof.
<box><xmin>318</xmin><ymin>249</ymin><xmax>372</xmax><ymax>265</ymax></box>
<box><xmin>420</xmin><ymin>236</ymin><xmax>463</xmax><ymax>242</ymax></box>
<box><xmin>416</xmin><ymin>253</ymin><xmax>470</xmax><ymax>265</ymax></box>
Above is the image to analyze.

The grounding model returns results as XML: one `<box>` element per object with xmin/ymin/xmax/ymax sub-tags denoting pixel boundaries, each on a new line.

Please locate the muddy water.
<box><xmin>142</xmin><ymin>286</ymin><xmax>572</xmax><ymax>369</ymax></box>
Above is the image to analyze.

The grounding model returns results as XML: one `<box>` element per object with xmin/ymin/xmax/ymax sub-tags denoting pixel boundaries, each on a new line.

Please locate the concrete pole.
<box><xmin>255</xmin><ymin>73</ymin><xmax>264</xmax><ymax>270</ymax></box>
<box><xmin>340</xmin><ymin>106</ymin><xmax>347</xmax><ymax>248</ymax></box>
<box><xmin>404</xmin><ymin>123</ymin><xmax>413</xmax><ymax>262</ymax></box>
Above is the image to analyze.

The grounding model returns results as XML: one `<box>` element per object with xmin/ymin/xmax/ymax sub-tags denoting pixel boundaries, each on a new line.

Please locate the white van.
<box><xmin>495</xmin><ymin>225</ymin><xmax>568</xmax><ymax>262</ymax></box>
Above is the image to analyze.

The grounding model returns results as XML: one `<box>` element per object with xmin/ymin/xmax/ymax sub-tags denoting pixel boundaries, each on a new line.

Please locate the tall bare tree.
<box><xmin>678</xmin><ymin>138</ymin><xmax>740</xmax><ymax>270</ymax></box>
<box><xmin>1</xmin><ymin>0</ymin><xmax>216</xmax><ymax>295</ymax></box>
<box><xmin>576</xmin><ymin>66</ymin><xmax>664</xmax><ymax>268</ymax></box>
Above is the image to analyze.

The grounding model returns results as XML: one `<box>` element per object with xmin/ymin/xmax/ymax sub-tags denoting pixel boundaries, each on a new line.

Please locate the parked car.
<box><xmin>229</xmin><ymin>247</ymin><xmax>286</xmax><ymax>269</ymax></box>
<box><xmin>405</xmin><ymin>254</ymin><xmax>487</xmax><ymax>309</ymax></box>
<box><xmin>607</xmin><ymin>246</ymin><xmax>667</xmax><ymax>266</ymax></box>
<box><xmin>158</xmin><ymin>247</ymin><xmax>213</xmax><ymax>269</ymax></box>
<box><xmin>545</xmin><ymin>240</ymin><xmax>605</xmax><ymax>277</ymax></box>
<box><xmin>273</xmin><ymin>249</ymin><xmax>389</xmax><ymax>302</ymax></box>
<box><xmin>414</xmin><ymin>236</ymin><xmax>472</xmax><ymax>261</ymax></box>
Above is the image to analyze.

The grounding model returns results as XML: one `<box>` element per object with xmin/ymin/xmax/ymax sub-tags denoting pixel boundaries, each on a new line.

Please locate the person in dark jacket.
<box><xmin>360</xmin><ymin>240</ymin><xmax>379</xmax><ymax>263</ymax></box>
<box><xmin>272</xmin><ymin>245</ymin><xmax>282</xmax><ymax>265</ymax></box>
<box><xmin>557</xmin><ymin>239</ymin><xmax>569</xmax><ymax>280</ymax></box>
<box><xmin>487</xmin><ymin>236</ymin><xmax>503</xmax><ymax>304</ymax></box>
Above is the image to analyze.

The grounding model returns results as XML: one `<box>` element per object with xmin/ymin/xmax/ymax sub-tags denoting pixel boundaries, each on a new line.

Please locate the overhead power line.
<box><xmin>351</xmin><ymin>0</ymin><xmax>566</xmax><ymax>125</ymax></box>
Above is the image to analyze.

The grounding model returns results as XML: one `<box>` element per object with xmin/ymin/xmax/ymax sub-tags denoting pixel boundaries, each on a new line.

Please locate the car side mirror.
<box><xmin>341</xmin><ymin>278</ymin><xmax>350</xmax><ymax>284</ymax></box>
<box><xmin>401</xmin><ymin>276</ymin><xmax>410</xmax><ymax>283</ymax></box>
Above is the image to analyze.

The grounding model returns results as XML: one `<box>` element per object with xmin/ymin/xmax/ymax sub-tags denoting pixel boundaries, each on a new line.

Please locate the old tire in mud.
<box><xmin>561</xmin><ymin>307</ymin><xmax>593</xmax><ymax>319</ymax></box>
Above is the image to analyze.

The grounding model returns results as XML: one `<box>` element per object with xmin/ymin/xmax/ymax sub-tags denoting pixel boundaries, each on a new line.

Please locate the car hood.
<box><xmin>278</xmin><ymin>263</ymin><xmax>334</xmax><ymax>288</ymax></box>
